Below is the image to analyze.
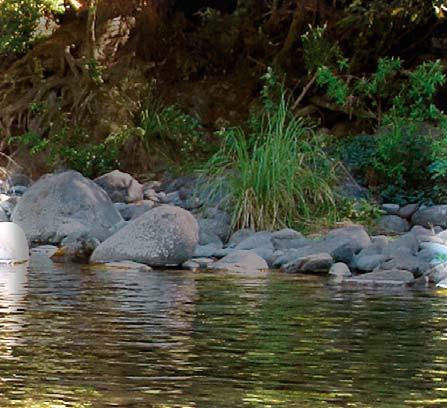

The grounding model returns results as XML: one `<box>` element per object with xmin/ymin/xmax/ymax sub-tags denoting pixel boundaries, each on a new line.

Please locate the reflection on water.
<box><xmin>1</xmin><ymin>256</ymin><xmax>447</xmax><ymax>407</ymax></box>
<box><xmin>0</xmin><ymin>263</ymin><xmax>27</xmax><ymax>359</ymax></box>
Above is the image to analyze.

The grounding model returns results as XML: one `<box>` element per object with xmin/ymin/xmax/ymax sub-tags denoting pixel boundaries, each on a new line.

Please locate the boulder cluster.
<box><xmin>2</xmin><ymin>169</ymin><xmax>447</xmax><ymax>288</ymax></box>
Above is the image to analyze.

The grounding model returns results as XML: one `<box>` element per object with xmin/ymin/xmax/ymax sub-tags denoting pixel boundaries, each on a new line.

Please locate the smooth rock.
<box><xmin>352</xmin><ymin>254</ymin><xmax>385</xmax><ymax>272</ymax></box>
<box><xmin>199</xmin><ymin>230</ymin><xmax>223</xmax><ymax>246</ymax></box>
<box><xmin>381</xmin><ymin>255</ymin><xmax>427</xmax><ymax>277</ymax></box>
<box><xmin>319</xmin><ymin>226</ymin><xmax>371</xmax><ymax>263</ymax></box>
<box><xmin>272</xmin><ymin>246</ymin><xmax>320</xmax><ymax>268</ymax></box>
<box><xmin>378</xmin><ymin>215</ymin><xmax>410</xmax><ymax>234</ymax></box>
<box><xmin>198</xmin><ymin>218</ymin><xmax>231</xmax><ymax>242</ymax></box>
<box><xmin>182</xmin><ymin>260</ymin><xmax>200</xmax><ymax>270</ymax></box>
<box><xmin>398</xmin><ymin>204</ymin><xmax>419</xmax><ymax>219</ymax></box>
<box><xmin>282</xmin><ymin>252</ymin><xmax>333</xmax><ymax>274</ymax></box>
<box><xmin>235</xmin><ymin>231</ymin><xmax>273</xmax><ymax>251</ymax></box>
<box><xmin>94</xmin><ymin>169</ymin><xmax>144</xmax><ymax>203</ymax></box>
<box><xmin>382</xmin><ymin>203</ymin><xmax>400</xmax><ymax>215</ymax></box>
<box><xmin>227</xmin><ymin>228</ymin><xmax>255</xmax><ymax>247</ymax></box>
<box><xmin>329</xmin><ymin>262</ymin><xmax>352</xmax><ymax>278</ymax></box>
<box><xmin>412</xmin><ymin>205</ymin><xmax>447</xmax><ymax>228</ymax></box>
<box><xmin>51</xmin><ymin>232</ymin><xmax>100</xmax><ymax>263</ymax></box>
<box><xmin>426</xmin><ymin>262</ymin><xmax>447</xmax><ymax>284</ymax></box>
<box><xmin>419</xmin><ymin>242</ymin><xmax>447</xmax><ymax>258</ymax></box>
<box><xmin>90</xmin><ymin>205</ymin><xmax>198</xmax><ymax>266</ymax></box>
<box><xmin>12</xmin><ymin>171</ymin><xmax>122</xmax><ymax>244</ymax></box>
<box><xmin>272</xmin><ymin>229</ymin><xmax>308</xmax><ymax>250</ymax></box>
<box><xmin>210</xmin><ymin>250</ymin><xmax>268</xmax><ymax>272</ymax></box>
<box><xmin>191</xmin><ymin>257</ymin><xmax>215</xmax><ymax>268</ymax></box>
<box><xmin>194</xmin><ymin>242</ymin><xmax>223</xmax><ymax>258</ymax></box>
<box><xmin>118</xmin><ymin>201</ymin><xmax>154</xmax><ymax>221</ymax></box>
<box><xmin>0</xmin><ymin>222</ymin><xmax>29</xmax><ymax>264</ymax></box>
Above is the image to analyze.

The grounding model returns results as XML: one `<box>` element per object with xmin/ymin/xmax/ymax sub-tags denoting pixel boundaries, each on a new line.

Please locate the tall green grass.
<box><xmin>205</xmin><ymin>94</ymin><xmax>338</xmax><ymax>231</ymax></box>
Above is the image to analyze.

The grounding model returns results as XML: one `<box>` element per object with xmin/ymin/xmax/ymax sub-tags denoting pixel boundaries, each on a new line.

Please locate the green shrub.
<box><xmin>10</xmin><ymin>111</ymin><xmax>119</xmax><ymax>178</ymax></box>
<box><xmin>104</xmin><ymin>86</ymin><xmax>206</xmax><ymax>170</ymax></box>
<box><xmin>0</xmin><ymin>0</ymin><xmax>64</xmax><ymax>54</ymax></box>
<box><xmin>304</xmin><ymin>25</ymin><xmax>447</xmax><ymax>203</ymax></box>
<box><xmin>204</xmin><ymin>71</ymin><xmax>337</xmax><ymax>231</ymax></box>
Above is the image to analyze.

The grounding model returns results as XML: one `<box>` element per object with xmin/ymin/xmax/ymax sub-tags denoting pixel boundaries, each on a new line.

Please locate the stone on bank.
<box><xmin>12</xmin><ymin>170</ymin><xmax>123</xmax><ymax>244</ymax></box>
<box><xmin>90</xmin><ymin>205</ymin><xmax>199</xmax><ymax>267</ymax></box>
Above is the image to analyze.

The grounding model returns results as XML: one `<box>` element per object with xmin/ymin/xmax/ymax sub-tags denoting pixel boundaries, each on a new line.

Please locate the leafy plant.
<box><xmin>203</xmin><ymin>70</ymin><xmax>337</xmax><ymax>231</ymax></box>
<box><xmin>105</xmin><ymin>83</ymin><xmax>206</xmax><ymax>170</ymax></box>
<box><xmin>0</xmin><ymin>0</ymin><xmax>64</xmax><ymax>54</ymax></box>
<box><xmin>9</xmin><ymin>107</ymin><xmax>119</xmax><ymax>177</ymax></box>
<box><xmin>305</xmin><ymin>29</ymin><xmax>447</xmax><ymax>203</ymax></box>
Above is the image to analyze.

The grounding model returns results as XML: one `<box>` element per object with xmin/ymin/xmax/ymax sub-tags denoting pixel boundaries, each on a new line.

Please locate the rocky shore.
<box><xmin>2</xmin><ymin>169</ymin><xmax>447</xmax><ymax>289</ymax></box>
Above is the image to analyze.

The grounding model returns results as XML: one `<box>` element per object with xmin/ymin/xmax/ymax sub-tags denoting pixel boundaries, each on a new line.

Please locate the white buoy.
<box><xmin>0</xmin><ymin>222</ymin><xmax>29</xmax><ymax>264</ymax></box>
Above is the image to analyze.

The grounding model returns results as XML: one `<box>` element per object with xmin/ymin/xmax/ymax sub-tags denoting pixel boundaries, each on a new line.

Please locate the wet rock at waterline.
<box><xmin>12</xmin><ymin>171</ymin><xmax>123</xmax><ymax>244</ymax></box>
<box><xmin>90</xmin><ymin>205</ymin><xmax>199</xmax><ymax>266</ymax></box>
<box><xmin>210</xmin><ymin>250</ymin><xmax>268</xmax><ymax>272</ymax></box>
<box><xmin>0</xmin><ymin>223</ymin><xmax>29</xmax><ymax>264</ymax></box>
<box><xmin>94</xmin><ymin>170</ymin><xmax>144</xmax><ymax>203</ymax></box>
<box><xmin>51</xmin><ymin>232</ymin><xmax>100</xmax><ymax>263</ymax></box>
<box><xmin>282</xmin><ymin>253</ymin><xmax>334</xmax><ymax>274</ymax></box>
<box><xmin>329</xmin><ymin>262</ymin><xmax>352</xmax><ymax>278</ymax></box>
<box><xmin>344</xmin><ymin>270</ymin><xmax>415</xmax><ymax>286</ymax></box>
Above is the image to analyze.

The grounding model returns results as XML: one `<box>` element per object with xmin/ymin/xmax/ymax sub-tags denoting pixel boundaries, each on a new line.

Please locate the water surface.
<box><xmin>1</xmin><ymin>256</ymin><xmax>447</xmax><ymax>407</ymax></box>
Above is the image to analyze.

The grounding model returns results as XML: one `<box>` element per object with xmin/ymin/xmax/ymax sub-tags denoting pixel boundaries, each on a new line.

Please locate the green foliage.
<box><xmin>305</xmin><ymin>30</ymin><xmax>447</xmax><ymax>203</ymax></box>
<box><xmin>140</xmin><ymin>104</ymin><xmax>202</xmax><ymax>156</ymax></box>
<box><xmin>106</xmin><ymin>84</ymin><xmax>205</xmax><ymax>169</ymax></box>
<box><xmin>0</xmin><ymin>0</ymin><xmax>63</xmax><ymax>54</ymax></box>
<box><xmin>340</xmin><ymin>122</ymin><xmax>445</xmax><ymax>204</ymax></box>
<box><xmin>10</xmin><ymin>108</ymin><xmax>119</xmax><ymax>177</ymax></box>
<box><xmin>204</xmin><ymin>70</ymin><xmax>337</xmax><ymax>231</ymax></box>
<box><xmin>316</xmin><ymin>67</ymin><xmax>350</xmax><ymax>106</ymax></box>
<box><xmin>339</xmin><ymin>198</ymin><xmax>381</xmax><ymax>226</ymax></box>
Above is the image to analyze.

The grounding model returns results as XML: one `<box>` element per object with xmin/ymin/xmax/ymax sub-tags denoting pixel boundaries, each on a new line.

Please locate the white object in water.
<box><xmin>0</xmin><ymin>222</ymin><xmax>29</xmax><ymax>264</ymax></box>
<box><xmin>436</xmin><ymin>278</ymin><xmax>447</xmax><ymax>289</ymax></box>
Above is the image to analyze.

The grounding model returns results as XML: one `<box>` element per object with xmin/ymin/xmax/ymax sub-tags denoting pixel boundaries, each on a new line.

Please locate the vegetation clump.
<box><xmin>205</xmin><ymin>69</ymin><xmax>338</xmax><ymax>231</ymax></box>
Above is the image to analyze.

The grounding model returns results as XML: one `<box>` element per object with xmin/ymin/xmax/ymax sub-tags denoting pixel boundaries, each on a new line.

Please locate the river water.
<box><xmin>1</xmin><ymin>255</ymin><xmax>447</xmax><ymax>407</ymax></box>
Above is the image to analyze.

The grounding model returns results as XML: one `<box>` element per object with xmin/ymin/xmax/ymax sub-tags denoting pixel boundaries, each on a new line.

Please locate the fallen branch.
<box><xmin>309</xmin><ymin>95</ymin><xmax>376</xmax><ymax>120</ymax></box>
<box><xmin>292</xmin><ymin>71</ymin><xmax>318</xmax><ymax>110</ymax></box>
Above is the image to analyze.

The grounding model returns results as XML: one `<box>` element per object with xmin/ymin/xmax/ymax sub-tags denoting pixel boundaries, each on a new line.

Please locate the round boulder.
<box><xmin>90</xmin><ymin>205</ymin><xmax>199</xmax><ymax>266</ymax></box>
<box><xmin>12</xmin><ymin>171</ymin><xmax>123</xmax><ymax>244</ymax></box>
<box><xmin>94</xmin><ymin>170</ymin><xmax>143</xmax><ymax>203</ymax></box>
<box><xmin>0</xmin><ymin>223</ymin><xmax>29</xmax><ymax>264</ymax></box>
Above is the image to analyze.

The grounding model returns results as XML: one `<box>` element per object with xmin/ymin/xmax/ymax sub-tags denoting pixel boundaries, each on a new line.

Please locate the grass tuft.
<box><xmin>204</xmin><ymin>93</ymin><xmax>338</xmax><ymax>231</ymax></box>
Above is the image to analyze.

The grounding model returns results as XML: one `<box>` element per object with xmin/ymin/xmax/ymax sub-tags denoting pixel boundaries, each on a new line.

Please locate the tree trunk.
<box><xmin>280</xmin><ymin>0</ymin><xmax>305</xmax><ymax>58</ymax></box>
<box><xmin>86</xmin><ymin>0</ymin><xmax>98</xmax><ymax>59</ymax></box>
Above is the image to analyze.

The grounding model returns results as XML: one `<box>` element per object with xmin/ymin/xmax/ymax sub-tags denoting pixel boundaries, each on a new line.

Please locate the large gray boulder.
<box><xmin>12</xmin><ymin>171</ymin><xmax>123</xmax><ymax>244</ymax></box>
<box><xmin>94</xmin><ymin>170</ymin><xmax>144</xmax><ymax>203</ymax></box>
<box><xmin>90</xmin><ymin>205</ymin><xmax>199</xmax><ymax>266</ymax></box>
<box><xmin>377</xmin><ymin>215</ymin><xmax>410</xmax><ymax>235</ymax></box>
<box><xmin>412</xmin><ymin>205</ymin><xmax>447</xmax><ymax>228</ymax></box>
<box><xmin>318</xmin><ymin>226</ymin><xmax>371</xmax><ymax>263</ymax></box>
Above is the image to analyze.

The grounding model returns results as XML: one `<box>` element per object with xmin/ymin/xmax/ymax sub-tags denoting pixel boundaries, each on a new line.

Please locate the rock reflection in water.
<box><xmin>0</xmin><ymin>263</ymin><xmax>27</xmax><ymax>358</ymax></box>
